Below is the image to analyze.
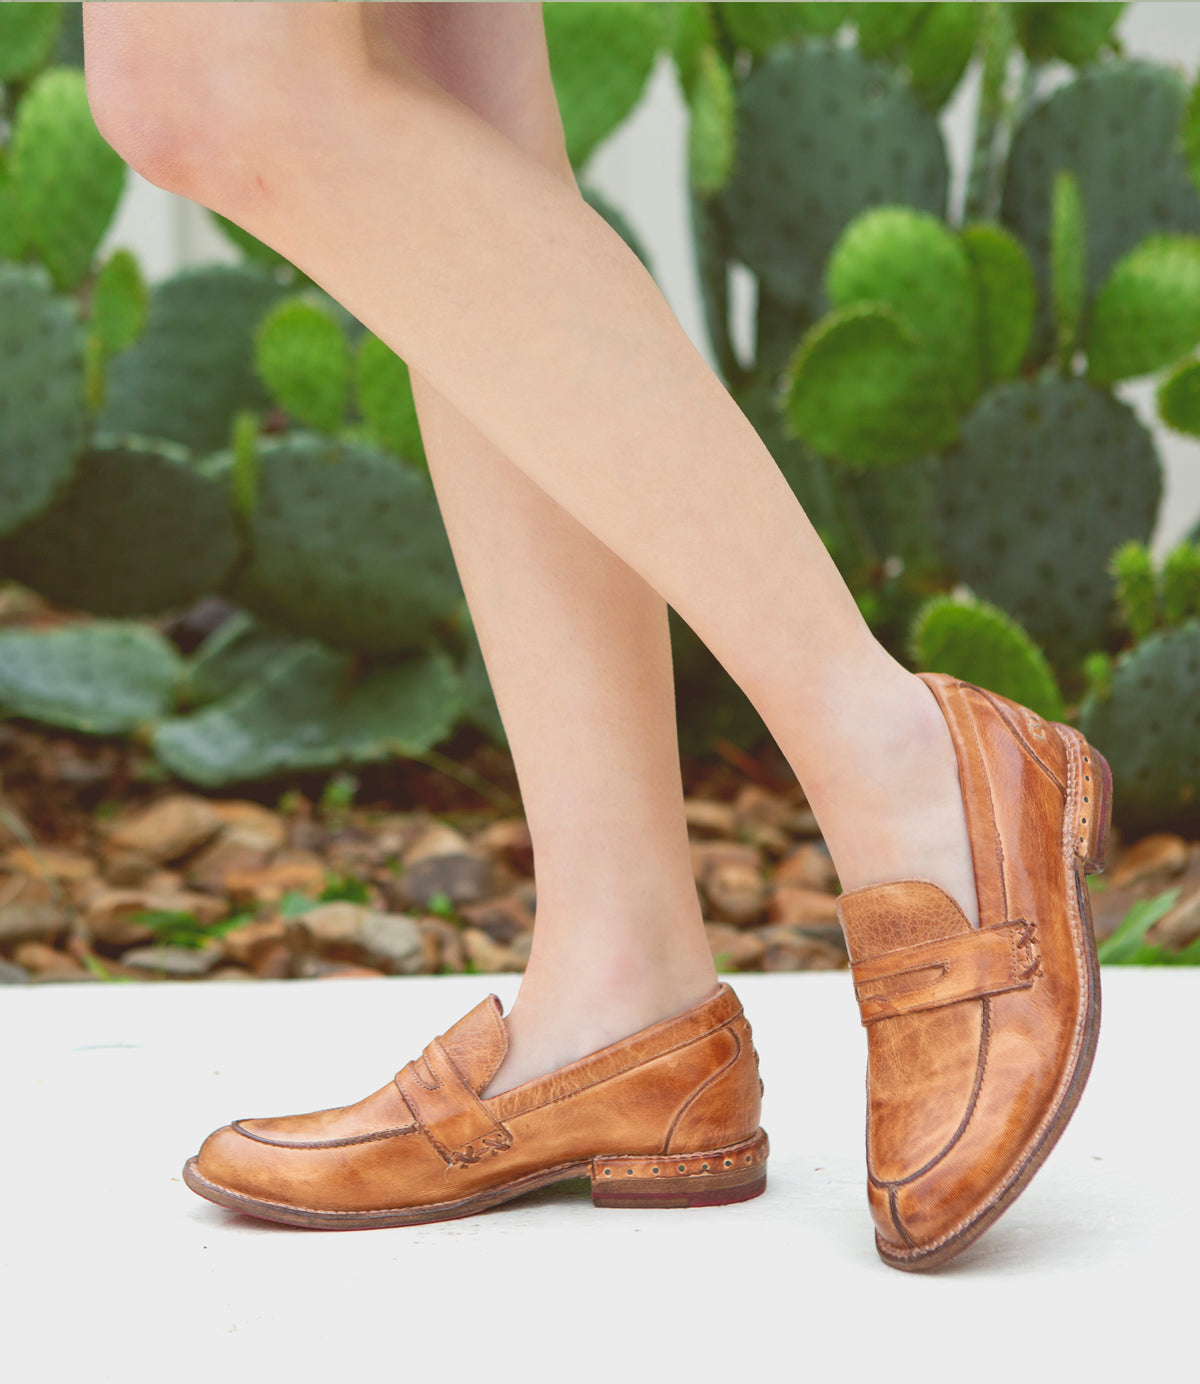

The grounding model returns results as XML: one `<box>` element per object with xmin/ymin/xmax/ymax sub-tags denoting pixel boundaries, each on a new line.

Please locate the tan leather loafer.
<box><xmin>837</xmin><ymin>671</ymin><xmax>1111</xmax><ymax>1271</ymax></box>
<box><xmin>183</xmin><ymin>981</ymin><xmax>767</xmax><ymax>1228</ymax></box>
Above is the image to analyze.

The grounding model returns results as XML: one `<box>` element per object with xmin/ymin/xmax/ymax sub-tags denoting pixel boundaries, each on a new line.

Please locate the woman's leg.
<box><xmin>81</xmin><ymin>4</ymin><xmax>979</xmax><ymax>1022</ymax></box>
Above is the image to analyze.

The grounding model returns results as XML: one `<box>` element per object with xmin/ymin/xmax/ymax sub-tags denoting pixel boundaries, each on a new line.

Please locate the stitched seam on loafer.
<box><xmin>663</xmin><ymin>1027</ymin><xmax>742</xmax><ymax>1154</ymax></box>
<box><xmin>231</xmin><ymin>1119</ymin><xmax>416</xmax><ymax>1149</ymax></box>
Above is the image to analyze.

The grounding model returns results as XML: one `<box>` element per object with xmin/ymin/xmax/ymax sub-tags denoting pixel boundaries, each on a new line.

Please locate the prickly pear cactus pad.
<box><xmin>0</xmin><ymin>435</ymin><xmax>242</xmax><ymax>616</ymax></box>
<box><xmin>0</xmin><ymin>621</ymin><xmax>184</xmax><ymax>734</ymax></box>
<box><xmin>1001</xmin><ymin>61</ymin><xmax>1200</xmax><ymax>362</ymax></box>
<box><xmin>718</xmin><ymin>2</ymin><xmax>845</xmax><ymax>52</ymax></box>
<box><xmin>931</xmin><ymin>378</ymin><xmax>1161</xmax><ymax>663</ymax></box>
<box><xmin>719</xmin><ymin>42</ymin><xmax>949</xmax><ymax>316</ymax></box>
<box><xmin>543</xmin><ymin>2</ymin><xmax>663</xmax><ymax>169</ymax></box>
<box><xmin>90</xmin><ymin>249</ymin><xmax>149</xmax><ymax>360</ymax></box>
<box><xmin>0</xmin><ymin>2</ymin><xmax>64</xmax><ymax>82</ymax></box>
<box><xmin>352</xmin><ymin>334</ymin><xmax>426</xmax><ymax>469</ymax></box>
<box><xmin>181</xmin><ymin>612</ymin><xmax>305</xmax><ymax>708</ymax></box>
<box><xmin>1157</xmin><ymin>358</ymin><xmax>1200</xmax><ymax>436</ymax></box>
<box><xmin>1078</xmin><ymin>621</ymin><xmax>1200</xmax><ymax>835</ymax></box>
<box><xmin>959</xmin><ymin>222</ymin><xmax>1035</xmax><ymax>384</ymax></box>
<box><xmin>153</xmin><ymin>644</ymin><xmax>462</xmax><ymax>787</ymax></box>
<box><xmin>254</xmin><ymin>296</ymin><xmax>349</xmax><ymax>436</ymax></box>
<box><xmin>229</xmin><ymin>433</ymin><xmax>463</xmax><ymax>655</ymax></box>
<box><xmin>910</xmin><ymin>592</ymin><xmax>1064</xmax><ymax>722</ymax></box>
<box><xmin>1086</xmin><ymin>235</ymin><xmax>1200</xmax><ymax>384</ymax></box>
<box><xmin>7</xmin><ymin>66</ymin><xmax>126</xmax><ymax>292</ymax></box>
<box><xmin>0</xmin><ymin>262</ymin><xmax>88</xmax><ymax>536</ymax></box>
<box><xmin>98</xmin><ymin>265</ymin><xmax>289</xmax><ymax>455</ymax></box>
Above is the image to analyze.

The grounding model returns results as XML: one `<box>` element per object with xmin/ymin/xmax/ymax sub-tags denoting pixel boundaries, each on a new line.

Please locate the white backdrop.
<box><xmin>95</xmin><ymin>1</ymin><xmax>1200</xmax><ymax>551</ymax></box>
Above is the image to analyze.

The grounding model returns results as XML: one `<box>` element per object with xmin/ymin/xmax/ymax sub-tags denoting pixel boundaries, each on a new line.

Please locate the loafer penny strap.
<box><xmin>851</xmin><ymin>919</ymin><xmax>1041</xmax><ymax>1025</ymax></box>
<box><xmin>394</xmin><ymin>1037</ymin><xmax>513</xmax><ymax>1168</ymax></box>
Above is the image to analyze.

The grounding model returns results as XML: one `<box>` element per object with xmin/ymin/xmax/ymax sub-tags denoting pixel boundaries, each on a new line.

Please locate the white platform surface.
<box><xmin>1</xmin><ymin>970</ymin><xmax>1193</xmax><ymax>1382</ymax></box>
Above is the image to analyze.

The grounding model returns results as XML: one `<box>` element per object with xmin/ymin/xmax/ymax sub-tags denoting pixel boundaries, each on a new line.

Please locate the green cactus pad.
<box><xmin>827</xmin><ymin>206</ymin><xmax>979</xmax><ymax>407</ymax></box>
<box><xmin>0</xmin><ymin>435</ymin><xmax>241</xmax><ymax>616</ymax></box>
<box><xmin>718</xmin><ymin>3</ymin><xmax>845</xmax><ymax>51</ymax></box>
<box><xmin>960</xmin><ymin>222</ymin><xmax>1035</xmax><ymax>383</ymax></box>
<box><xmin>153</xmin><ymin>644</ymin><xmax>462</xmax><ymax>787</ymax></box>
<box><xmin>1157</xmin><ymin>358</ymin><xmax>1200</xmax><ymax>436</ymax></box>
<box><xmin>0</xmin><ymin>3</ymin><xmax>63</xmax><ymax>82</ymax></box>
<box><xmin>905</xmin><ymin>2</ymin><xmax>981</xmax><ymax>110</ymax></box>
<box><xmin>852</xmin><ymin>4</ymin><xmax>929</xmax><ymax>58</ymax></box>
<box><xmin>0</xmin><ymin>262</ymin><xmax>88</xmax><ymax>536</ymax></box>
<box><xmin>352</xmin><ymin>334</ymin><xmax>426</xmax><ymax>469</ymax></box>
<box><xmin>1078</xmin><ymin>621</ymin><xmax>1200</xmax><ymax>835</ymax></box>
<box><xmin>783</xmin><ymin>302</ymin><xmax>960</xmax><ymax>468</ymax></box>
<box><xmin>931</xmin><ymin>378</ymin><xmax>1161</xmax><ymax>662</ymax></box>
<box><xmin>1001</xmin><ymin>61</ymin><xmax>1200</xmax><ymax>362</ymax></box>
<box><xmin>719</xmin><ymin>42</ymin><xmax>949</xmax><ymax>315</ymax></box>
<box><xmin>1162</xmin><ymin>543</ymin><xmax>1200</xmax><ymax>626</ymax></box>
<box><xmin>687</xmin><ymin>45</ymin><xmax>736</xmax><ymax>197</ymax></box>
<box><xmin>1050</xmin><ymin>170</ymin><xmax>1086</xmax><ymax>362</ymax></box>
<box><xmin>98</xmin><ymin>265</ymin><xmax>288</xmax><ymax>455</ymax></box>
<box><xmin>228</xmin><ymin>433</ymin><xmax>462</xmax><ymax>654</ymax></box>
<box><xmin>543</xmin><ymin>2</ymin><xmax>663</xmax><ymax>169</ymax></box>
<box><xmin>668</xmin><ymin>3</ymin><xmax>718</xmax><ymax>97</ymax></box>
<box><xmin>910</xmin><ymin>592</ymin><xmax>1064</xmax><ymax>723</ymax></box>
<box><xmin>254</xmin><ymin>296</ymin><xmax>349</xmax><ymax>436</ymax></box>
<box><xmin>182</xmin><ymin>610</ymin><xmax>308</xmax><ymax>707</ymax></box>
<box><xmin>1087</xmin><ymin>235</ymin><xmax>1200</xmax><ymax>384</ymax></box>
<box><xmin>1109</xmin><ymin>539</ymin><xmax>1158</xmax><ymax>640</ymax></box>
<box><xmin>8</xmin><ymin>66</ymin><xmax>126</xmax><ymax>292</ymax></box>
<box><xmin>90</xmin><ymin>248</ymin><xmax>148</xmax><ymax>359</ymax></box>
<box><xmin>0</xmin><ymin>621</ymin><xmax>184</xmax><ymax>733</ymax></box>
<box><xmin>1013</xmin><ymin>2</ymin><xmax>1125</xmax><ymax>66</ymax></box>
<box><xmin>0</xmin><ymin>151</ymin><xmax>25</xmax><ymax>262</ymax></box>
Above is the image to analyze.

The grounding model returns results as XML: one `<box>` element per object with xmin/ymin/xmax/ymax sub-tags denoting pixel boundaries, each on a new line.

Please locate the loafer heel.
<box><xmin>589</xmin><ymin>1129</ymin><xmax>769</xmax><ymax>1209</ymax></box>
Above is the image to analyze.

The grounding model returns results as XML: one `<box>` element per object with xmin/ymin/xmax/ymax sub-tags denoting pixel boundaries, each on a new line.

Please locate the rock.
<box><xmin>13</xmin><ymin>942</ymin><xmax>87</xmax><ymax>978</ymax></box>
<box><xmin>404</xmin><ymin>853</ymin><xmax>493</xmax><ymax>909</ymax></box>
<box><xmin>419</xmin><ymin>916</ymin><xmax>466</xmax><ymax>973</ymax></box>
<box><xmin>294</xmin><ymin>902</ymin><xmax>364</xmax><ymax>960</ymax></box>
<box><xmin>358</xmin><ymin>912</ymin><xmax>425</xmax><ymax>975</ymax></box>
<box><xmin>1</xmin><ymin>847</ymin><xmax>95</xmax><ymax>883</ymax></box>
<box><xmin>767</xmin><ymin>884</ymin><xmax>839</xmax><ymax>926</ymax></box>
<box><xmin>461</xmin><ymin>926</ymin><xmax>526</xmax><ymax>974</ymax></box>
<box><xmin>252</xmin><ymin>942</ymin><xmax>294</xmax><ymax>979</ymax></box>
<box><xmin>0</xmin><ymin>898</ymin><xmax>63</xmax><ymax>948</ymax></box>
<box><xmin>785</xmin><ymin>805</ymin><xmax>821</xmax><ymax>838</ymax></box>
<box><xmin>102</xmin><ymin>850</ymin><xmax>159</xmax><ymax>886</ymax></box>
<box><xmin>775</xmin><ymin>842</ymin><xmax>838</xmax><ymax>893</ymax></box>
<box><xmin>473</xmin><ymin>819</ymin><xmax>535</xmax><ymax>876</ymax></box>
<box><xmin>684</xmin><ymin>799</ymin><xmax>736</xmax><ymax>838</ymax></box>
<box><xmin>186</xmin><ymin>827</ymin><xmax>276</xmax><ymax>894</ymax></box>
<box><xmin>1086</xmin><ymin>882</ymin><xmax>1147</xmax><ymax>943</ymax></box>
<box><xmin>85</xmin><ymin>886</ymin><xmax>228</xmax><ymax>950</ymax></box>
<box><xmin>208</xmin><ymin>800</ymin><xmax>288</xmax><ymax>848</ymax></box>
<box><xmin>758</xmin><ymin>924</ymin><xmax>847</xmax><ymax>972</ymax></box>
<box><xmin>120</xmin><ymin>942</ymin><xmax>225</xmax><ymax>977</ymax></box>
<box><xmin>1109</xmin><ymin>833</ymin><xmax>1189</xmax><ymax>889</ymax></box>
<box><xmin>1149</xmin><ymin>885</ymin><xmax>1200</xmax><ymax>951</ymax></box>
<box><xmin>691</xmin><ymin>842</ymin><xmax>765</xmax><ymax>926</ymax></box>
<box><xmin>403</xmin><ymin>824</ymin><xmax>471</xmax><ymax>865</ymax></box>
<box><xmin>458</xmin><ymin>891</ymin><xmax>535</xmax><ymax>944</ymax></box>
<box><xmin>207</xmin><ymin>965</ymin><xmax>258</xmax><ymax>981</ymax></box>
<box><xmin>105</xmin><ymin>795</ymin><xmax>225</xmax><ymax>864</ymax></box>
<box><xmin>0</xmin><ymin>958</ymin><xmax>30</xmax><ymax>983</ymax></box>
<box><xmin>222</xmin><ymin>851</ymin><xmax>327</xmax><ymax>903</ymax></box>
<box><xmin>220</xmin><ymin>917</ymin><xmax>289</xmax><ymax>968</ymax></box>
<box><xmin>310</xmin><ymin>960</ymin><xmax>386</xmax><ymax>980</ymax></box>
<box><xmin>704</xmin><ymin>922</ymin><xmax>766</xmax><ymax>971</ymax></box>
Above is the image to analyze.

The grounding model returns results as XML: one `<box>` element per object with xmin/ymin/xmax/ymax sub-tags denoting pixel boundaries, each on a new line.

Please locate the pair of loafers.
<box><xmin>184</xmin><ymin>672</ymin><xmax>1110</xmax><ymax>1270</ymax></box>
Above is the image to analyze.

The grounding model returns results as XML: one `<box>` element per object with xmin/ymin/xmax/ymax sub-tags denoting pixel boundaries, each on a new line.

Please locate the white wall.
<box><xmin>95</xmin><ymin>1</ymin><xmax>1200</xmax><ymax>551</ymax></box>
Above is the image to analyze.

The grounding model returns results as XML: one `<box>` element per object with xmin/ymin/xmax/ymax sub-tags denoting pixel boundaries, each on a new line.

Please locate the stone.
<box><xmin>473</xmin><ymin>819</ymin><xmax>535</xmax><ymax>876</ymax></box>
<box><xmin>85</xmin><ymin>886</ymin><xmax>228</xmax><ymax>950</ymax></box>
<box><xmin>294</xmin><ymin>901</ymin><xmax>364</xmax><ymax>960</ymax></box>
<box><xmin>105</xmin><ymin>795</ymin><xmax>225</xmax><ymax>864</ymax></box>
<box><xmin>207</xmin><ymin>965</ymin><xmax>258</xmax><ymax>981</ymax></box>
<box><xmin>0</xmin><ymin>899</ymin><xmax>63</xmax><ymax>948</ymax></box>
<box><xmin>785</xmin><ymin>805</ymin><xmax>821</xmax><ymax>838</ymax></box>
<box><xmin>222</xmin><ymin>852</ymin><xmax>327</xmax><ymax>903</ymax></box>
<box><xmin>419</xmin><ymin>916</ymin><xmax>466</xmax><ymax>973</ymax></box>
<box><xmin>458</xmin><ymin>891</ymin><xmax>534</xmax><ymax>944</ymax></box>
<box><xmin>775</xmin><ymin>842</ymin><xmax>839</xmax><ymax>893</ymax></box>
<box><xmin>102</xmin><ymin>850</ymin><xmax>158</xmax><ymax>886</ymax></box>
<box><xmin>732</xmin><ymin>785</ymin><xmax>794</xmax><ymax>832</ymax></box>
<box><xmin>220</xmin><ymin>917</ymin><xmax>288</xmax><ymax>968</ymax></box>
<box><xmin>1</xmin><ymin>847</ymin><xmax>95</xmax><ymax>883</ymax></box>
<box><xmin>0</xmin><ymin>958</ymin><xmax>30</xmax><ymax>983</ymax></box>
<box><xmin>404</xmin><ymin>853</ymin><xmax>493</xmax><ymax>909</ymax></box>
<box><xmin>402</xmin><ymin>824</ymin><xmax>471</xmax><ymax>866</ymax></box>
<box><xmin>461</xmin><ymin>926</ymin><xmax>526</xmax><ymax>974</ymax></box>
<box><xmin>704</xmin><ymin>921</ymin><xmax>766</xmax><ymax>971</ymax></box>
<box><xmin>758</xmin><ymin>924</ymin><xmax>847</xmax><ymax>972</ymax></box>
<box><xmin>119</xmin><ymin>942</ymin><xmax>224</xmax><ymax>977</ymax></box>
<box><xmin>13</xmin><ymin>941</ymin><xmax>87</xmax><ymax>977</ymax></box>
<box><xmin>358</xmin><ymin>912</ymin><xmax>425</xmax><ymax>975</ymax></box>
<box><xmin>186</xmin><ymin>827</ymin><xmax>276</xmax><ymax>894</ymax></box>
<box><xmin>310</xmin><ymin>960</ymin><xmax>386</xmax><ymax>980</ymax></box>
<box><xmin>684</xmin><ymin>799</ymin><xmax>736</xmax><ymax>838</ymax></box>
<box><xmin>767</xmin><ymin>884</ymin><xmax>839</xmax><ymax>926</ymax></box>
<box><xmin>691</xmin><ymin>842</ymin><xmax>766</xmax><ymax>926</ymax></box>
<box><xmin>208</xmin><ymin>800</ymin><xmax>288</xmax><ymax>847</ymax></box>
<box><xmin>252</xmin><ymin>942</ymin><xmax>294</xmax><ymax>979</ymax></box>
<box><xmin>1149</xmin><ymin>885</ymin><xmax>1200</xmax><ymax>951</ymax></box>
<box><xmin>1109</xmin><ymin>833</ymin><xmax>1189</xmax><ymax>889</ymax></box>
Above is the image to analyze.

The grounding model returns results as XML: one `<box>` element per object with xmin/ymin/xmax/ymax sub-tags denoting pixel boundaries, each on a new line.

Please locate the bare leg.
<box><xmin>81</xmin><ymin>6</ymin><xmax>979</xmax><ymax>1041</ymax></box>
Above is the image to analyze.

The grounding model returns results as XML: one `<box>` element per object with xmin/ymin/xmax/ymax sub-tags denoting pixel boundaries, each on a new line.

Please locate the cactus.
<box><xmin>226</xmin><ymin>432</ymin><xmax>463</xmax><ymax>654</ymax></box>
<box><xmin>1157</xmin><ymin>358</ymin><xmax>1200</xmax><ymax>436</ymax></box>
<box><xmin>687</xmin><ymin>44</ymin><xmax>736</xmax><ymax>197</ymax></box>
<box><xmin>851</xmin><ymin>4</ymin><xmax>929</xmax><ymax>59</ymax></box>
<box><xmin>6</xmin><ymin>66</ymin><xmax>126</xmax><ymax>292</ymax></box>
<box><xmin>89</xmin><ymin>248</ymin><xmax>149</xmax><ymax>361</ymax></box>
<box><xmin>910</xmin><ymin>591</ymin><xmax>1064</xmax><ymax>723</ymax></box>
<box><xmin>0</xmin><ymin>3</ymin><xmax>64</xmax><ymax>82</ymax></box>
<box><xmin>543</xmin><ymin>2</ymin><xmax>664</xmax><ymax>169</ymax></box>
<box><xmin>0</xmin><ymin>435</ymin><xmax>242</xmax><ymax>616</ymax></box>
<box><xmin>959</xmin><ymin>222</ymin><xmax>1035</xmax><ymax>383</ymax></box>
<box><xmin>350</xmin><ymin>334</ymin><xmax>426</xmax><ymax>470</ymax></box>
<box><xmin>931</xmin><ymin>378</ymin><xmax>1161</xmax><ymax>661</ymax></box>
<box><xmin>181</xmin><ymin>611</ymin><xmax>311</xmax><ymax>707</ymax></box>
<box><xmin>1012</xmin><ymin>3</ymin><xmax>1125</xmax><ymax>67</ymax></box>
<box><xmin>1001</xmin><ymin>61</ymin><xmax>1200</xmax><ymax>363</ymax></box>
<box><xmin>254</xmin><ymin>296</ymin><xmax>350</xmax><ymax>436</ymax></box>
<box><xmin>1078</xmin><ymin>621</ymin><xmax>1200</xmax><ymax>835</ymax></box>
<box><xmin>1109</xmin><ymin>539</ymin><xmax>1159</xmax><ymax>640</ymax></box>
<box><xmin>0</xmin><ymin>620</ymin><xmax>184</xmax><ymax>733</ymax></box>
<box><xmin>719</xmin><ymin>3</ymin><xmax>846</xmax><ymax>50</ymax></box>
<box><xmin>1162</xmin><ymin>543</ymin><xmax>1200</xmax><ymax>627</ymax></box>
<box><xmin>1086</xmin><ymin>235</ymin><xmax>1200</xmax><ymax>384</ymax></box>
<box><xmin>0</xmin><ymin>262</ymin><xmax>88</xmax><ymax>536</ymax></box>
<box><xmin>904</xmin><ymin>2</ymin><xmax>981</xmax><ymax>110</ymax></box>
<box><xmin>98</xmin><ymin>265</ymin><xmax>290</xmax><ymax>455</ymax></box>
<box><xmin>153</xmin><ymin>643</ymin><xmax>462</xmax><ymax>787</ymax></box>
<box><xmin>718</xmin><ymin>41</ymin><xmax>949</xmax><ymax>317</ymax></box>
<box><xmin>1050</xmin><ymin>170</ymin><xmax>1086</xmax><ymax>364</ymax></box>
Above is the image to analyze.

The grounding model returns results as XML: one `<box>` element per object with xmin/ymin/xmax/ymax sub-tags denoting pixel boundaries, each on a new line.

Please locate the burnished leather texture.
<box><xmin>836</xmin><ymin>671</ymin><xmax>1109</xmax><ymax>1271</ymax></box>
<box><xmin>183</xmin><ymin>981</ymin><xmax>767</xmax><ymax>1227</ymax></box>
